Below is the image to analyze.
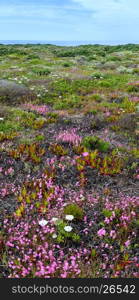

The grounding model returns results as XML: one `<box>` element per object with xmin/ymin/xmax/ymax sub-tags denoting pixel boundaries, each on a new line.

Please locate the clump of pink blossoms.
<box><xmin>56</xmin><ymin>128</ymin><xmax>82</xmax><ymax>146</ymax></box>
<box><xmin>23</xmin><ymin>103</ymin><xmax>49</xmax><ymax>115</ymax></box>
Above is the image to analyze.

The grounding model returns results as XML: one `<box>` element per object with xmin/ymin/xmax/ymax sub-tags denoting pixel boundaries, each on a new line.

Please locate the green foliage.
<box><xmin>35</xmin><ymin>135</ymin><xmax>45</xmax><ymax>142</ymax></box>
<box><xmin>62</xmin><ymin>62</ymin><xmax>72</xmax><ymax>67</ymax></box>
<box><xmin>102</xmin><ymin>209</ymin><xmax>113</xmax><ymax>218</ymax></box>
<box><xmin>48</xmin><ymin>143</ymin><xmax>68</xmax><ymax>156</ymax></box>
<box><xmin>106</xmin><ymin>55</ymin><xmax>121</xmax><ymax>62</ymax></box>
<box><xmin>53</xmin><ymin>94</ymin><xmax>82</xmax><ymax>109</ymax></box>
<box><xmin>9</xmin><ymin>143</ymin><xmax>45</xmax><ymax>163</ymax></box>
<box><xmin>54</xmin><ymin>220</ymin><xmax>80</xmax><ymax>243</ymax></box>
<box><xmin>0</xmin><ymin>120</ymin><xmax>22</xmax><ymax>133</ymax></box>
<box><xmin>52</xmin><ymin>47</ymin><xmax>91</xmax><ymax>57</ymax></box>
<box><xmin>82</xmin><ymin>136</ymin><xmax>110</xmax><ymax>152</ymax></box>
<box><xmin>47</xmin><ymin>112</ymin><xmax>59</xmax><ymax>119</ymax></box>
<box><xmin>32</xmin><ymin>68</ymin><xmax>51</xmax><ymax>76</ymax></box>
<box><xmin>91</xmin><ymin>72</ymin><xmax>105</xmax><ymax>79</ymax></box>
<box><xmin>0</xmin><ymin>131</ymin><xmax>18</xmax><ymax>142</ymax></box>
<box><xmin>64</xmin><ymin>204</ymin><xmax>84</xmax><ymax>220</ymax></box>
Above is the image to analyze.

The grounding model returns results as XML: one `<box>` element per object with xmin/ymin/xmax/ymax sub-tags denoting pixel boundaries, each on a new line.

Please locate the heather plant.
<box><xmin>56</xmin><ymin>129</ymin><xmax>82</xmax><ymax>146</ymax></box>
<box><xmin>23</xmin><ymin>103</ymin><xmax>49</xmax><ymax>115</ymax></box>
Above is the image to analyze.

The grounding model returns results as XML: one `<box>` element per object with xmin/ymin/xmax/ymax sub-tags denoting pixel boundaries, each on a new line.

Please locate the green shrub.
<box><xmin>32</xmin><ymin>68</ymin><xmax>51</xmax><ymax>76</ymax></box>
<box><xmin>47</xmin><ymin>112</ymin><xmax>59</xmax><ymax>119</ymax></box>
<box><xmin>35</xmin><ymin>135</ymin><xmax>45</xmax><ymax>142</ymax></box>
<box><xmin>106</xmin><ymin>55</ymin><xmax>121</xmax><ymax>61</ymax></box>
<box><xmin>64</xmin><ymin>204</ymin><xmax>84</xmax><ymax>220</ymax></box>
<box><xmin>82</xmin><ymin>136</ymin><xmax>110</xmax><ymax>152</ymax></box>
<box><xmin>62</xmin><ymin>62</ymin><xmax>72</xmax><ymax>67</ymax></box>
<box><xmin>91</xmin><ymin>72</ymin><xmax>104</xmax><ymax>79</ymax></box>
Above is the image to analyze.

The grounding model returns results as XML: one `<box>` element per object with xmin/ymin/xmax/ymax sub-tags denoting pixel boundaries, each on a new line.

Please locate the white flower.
<box><xmin>52</xmin><ymin>233</ymin><xmax>57</xmax><ymax>239</ymax></box>
<box><xmin>0</xmin><ymin>118</ymin><xmax>4</xmax><ymax>121</ymax></box>
<box><xmin>51</xmin><ymin>217</ymin><xmax>59</xmax><ymax>223</ymax></box>
<box><xmin>39</xmin><ymin>219</ymin><xmax>48</xmax><ymax>227</ymax></box>
<box><xmin>64</xmin><ymin>226</ymin><xmax>73</xmax><ymax>232</ymax></box>
<box><xmin>65</xmin><ymin>215</ymin><xmax>74</xmax><ymax>221</ymax></box>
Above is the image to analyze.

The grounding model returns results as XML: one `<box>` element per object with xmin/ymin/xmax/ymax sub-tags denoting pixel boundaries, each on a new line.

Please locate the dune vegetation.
<box><xmin>0</xmin><ymin>43</ymin><xmax>138</xmax><ymax>278</ymax></box>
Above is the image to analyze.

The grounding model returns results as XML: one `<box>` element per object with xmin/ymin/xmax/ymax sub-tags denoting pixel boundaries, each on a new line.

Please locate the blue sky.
<box><xmin>0</xmin><ymin>0</ymin><xmax>139</xmax><ymax>42</ymax></box>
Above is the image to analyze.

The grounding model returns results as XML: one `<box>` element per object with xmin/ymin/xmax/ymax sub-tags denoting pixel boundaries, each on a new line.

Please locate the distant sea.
<box><xmin>0</xmin><ymin>40</ymin><xmax>139</xmax><ymax>46</ymax></box>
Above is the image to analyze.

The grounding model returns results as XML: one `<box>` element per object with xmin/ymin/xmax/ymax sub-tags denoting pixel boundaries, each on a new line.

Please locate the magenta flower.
<box><xmin>110</xmin><ymin>230</ymin><xmax>116</xmax><ymax>239</ymax></box>
<box><xmin>124</xmin><ymin>240</ymin><xmax>130</xmax><ymax>247</ymax></box>
<box><xmin>97</xmin><ymin>228</ymin><xmax>106</xmax><ymax>237</ymax></box>
<box><xmin>82</xmin><ymin>152</ymin><xmax>89</xmax><ymax>157</ymax></box>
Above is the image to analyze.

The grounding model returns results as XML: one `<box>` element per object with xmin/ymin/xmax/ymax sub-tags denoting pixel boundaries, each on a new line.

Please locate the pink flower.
<box><xmin>61</xmin><ymin>272</ymin><xmax>68</xmax><ymax>278</ymax></box>
<box><xmin>110</xmin><ymin>230</ymin><xmax>116</xmax><ymax>239</ymax></box>
<box><xmin>125</xmin><ymin>240</ymin><xmax>130</xmax><ymax>247</ymax></box>
<box><xmin>56</xmin><ymin>128</ymin><xmax>82</xmax><ymax>146</ymax></box>
<box><xmin>82</xmin><ymin>152</ymin><xmax>89</xmax><ymax>157</ymax></box>
<box><xmin>105</xmin><ymin>112</ymin><xmax>111</xmax><ymax>117</ymax></box>
<box><xmin>63</xmin><ymin>261</ymin><xmax>69</xmax><ymax>271</ymax></box>
<box><xmin>97</xmin><ymin>228</ymin><xmax>106</xmax><ymax>237</ymax></box>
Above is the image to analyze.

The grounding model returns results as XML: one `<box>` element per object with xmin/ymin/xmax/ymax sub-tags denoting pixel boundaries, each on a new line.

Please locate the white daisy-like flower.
<box><xmin>64</xmin><ymin>226</ymin><xmax>73</xmax><ymax>232</ymax></box>
<box><xmin>52</xmin><ymin>233</ymin><xmax>57</xmax><ymax>239</ymax></box>
<box><xmin>38</xmin><ymin>219</ymin><xmax>48</xmax><ymax>227</ymax></box>
<box><xmin>65</xmin><ymin>215</ymin><xmax>74</xmax><ymax>221</ymax></box>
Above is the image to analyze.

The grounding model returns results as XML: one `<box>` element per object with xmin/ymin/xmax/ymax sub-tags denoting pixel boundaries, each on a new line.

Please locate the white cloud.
<box><xmin>72</xmin><ymin>0</ymin><xmax>139</xmax><ymax>28</ymax></box>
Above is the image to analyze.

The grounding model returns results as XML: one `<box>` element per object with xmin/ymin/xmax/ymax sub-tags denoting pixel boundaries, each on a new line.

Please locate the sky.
<box><xmin>0</xmin><ymin>0</ymin><xmax>139</xmax><ymax>43</ymax></box>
